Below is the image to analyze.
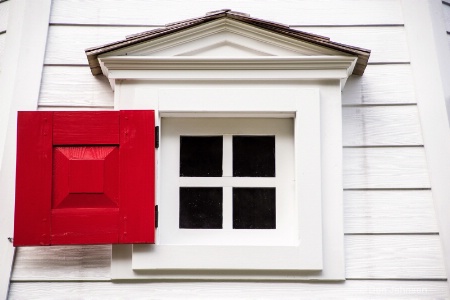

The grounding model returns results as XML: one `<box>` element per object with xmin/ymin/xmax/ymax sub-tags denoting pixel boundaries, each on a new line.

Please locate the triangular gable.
<box><xmin>85</xmin><ymin>9</ymin><xmax>370</xmax><ymax>76</ymax></box>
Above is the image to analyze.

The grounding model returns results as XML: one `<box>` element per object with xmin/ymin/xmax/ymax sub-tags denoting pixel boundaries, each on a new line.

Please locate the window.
<box><xmin>130</xmin><ymin>87</ymin><xmax>326</xmax><ymax>274</ymax></box>
<box><xmin>159</xmin><ymin>118</ymin><xmax>295</xmax><ymax>246</ymax></box>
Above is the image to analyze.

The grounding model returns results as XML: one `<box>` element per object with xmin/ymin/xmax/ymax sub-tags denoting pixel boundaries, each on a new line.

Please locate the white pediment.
<box><xmin>100</xmin><ymin>19</ymin><xmax>349</xmax><ymax>59</ymax></box>
<box><xmin>97</xmin><ymin>18</ymin><xmax>359</xmax><ymax>90</ymax></box>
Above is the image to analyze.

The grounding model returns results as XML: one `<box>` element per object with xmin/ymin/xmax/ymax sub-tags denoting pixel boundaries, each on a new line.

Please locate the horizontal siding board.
<box><xmin>44</xmin><ymin>25</ymin><xmax>155</xmax><ymax>65</ymax></box>
<box><xmin>50</xmin><ymin>0</ymin><xmax>404</xmax><ymax>26</ymax></box>
<box><xmin>342</xmin><ymin>105</ymin><xmax>423</xmax><ymax>146</ymax></box>
<box><xmin>343</xmin><ymin>147</ymin><xmax>431</xmax><ymax>189</ymax></box>
<box><xmin>11</xmin><ymin>245</ymin><xmax>110</xmax><ymax>281</ymax></box>
<box><xmin>342</xmin><ymin>64</ymin><xmax>416</xmax><ymax>105</ymax></box>
<box><xmin>44</xmin><ymin>25</ymin><xmax>408</xmax><ymax>65</ymax></box>
<box><xmin>8</xmin><ymin>281</ymin><xmax>449</xmax><ymax>299</ymax></box>
<box><xmin>11</xmin><ymin>236</ymin><xmax>445</xmax><ymax>281</ymax></box>
<box><xmin>344</xmin><ymin>190</ymin><xmax>439</xmax><ymax>233</ymax></box>
<box><xmin>0</xmin><ymin>0</ymin><xmax>9</xmax><ymax>32</ymax></box>
<box><xmin>295</xmin><ymin>26</ymin><xmax>409</xmax><ymax>63</ymax></box>
<box><xmin>345</xmin><ymin>235</ymin><xmax>446</xmax><ymax>279</ymax></box>
<box><xmin>39</xmin><ymin>66</ymin><xmax>114</xmax><ymax>107</ymax></box>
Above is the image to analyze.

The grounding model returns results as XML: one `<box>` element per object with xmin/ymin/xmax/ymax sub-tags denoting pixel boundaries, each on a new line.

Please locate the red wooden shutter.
<box><xmin>14</xmin><ymin>110</ymin><xmax>155</xmax><ymax>246</ymax></box>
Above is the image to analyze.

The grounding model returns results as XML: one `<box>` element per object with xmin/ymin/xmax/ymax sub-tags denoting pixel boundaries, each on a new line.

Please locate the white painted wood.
<box><xmin>50</xmin><ymin>0</ymin><xmax>404</xmax><ymax>26</ymax></box>
<box><xmin>342</xmin><ymin>64</ymin><xmax>416</xmax><ymax>105</ymax></box>
<box><xmin>0</xmin><ymin>1</ymin><xmax>51</xmax><ymax>299</ymax></box>
<box><xmin>295</xmin><ymin>26</ymin><xmax>409</xmax><ymax>63</ymax></box>
<box><xmin>0</xmin><ymin>0</ymin><xmax>9</xmax><ymax>32</ymax></box>
<box><xmin>343</xmin><ymin>147</ymin><xmax>431</xmax><ymax>189</ymax></box>
<box><xmin>11</xmin><ymin>245</ymin><xmax>111</xmax><ymax>281</ymax></box>
<box><xmin>11</xmin><ymin>235</ymin><xmax>447</xmax><ymax>282</ymax></box>
<box><xmin>45</xmin><ymin>25</ymin><xmax>404</xmax><ymax>65</ymax></box>
<box><xmin>8</xmin><ymin>280</ymin><xmax>450</xmax><ymax>300</ymax></box>
<box><xmin>44</xmin><ymin>25</ymin><xmax>155</xmax><ymax>65</ymax></box>
<box><xmin>345</xmin><ymin>235</ymin><xmax>446</xmax><ymax>279</ymax></box>
<box><xmin>113</xmin><ymin>80</ymin><xmax>344</xmax><ymax>279</ymax></box>
<box><xmin>402</xmin><ymin>0</ymin><xmax>450</xmax><ymax>288</ymax></box>
<box><xmin>342</xmin><ymin>105</ymin><xmax>423</xmax><ymax>146</ymax></box>
<box><xmin>39</xmin><ymin>66</ymin><xmax>114</xmax><ymax>107</ymax></box>
<box><xmin>442</xmin><ymin>1</ymin><xmax>450</xmax><ymax>32</ymax></box>
<box><xmin>344</xmin><ymin>190</ymin><xmax>439</xmax><ymax>234</ymax></box>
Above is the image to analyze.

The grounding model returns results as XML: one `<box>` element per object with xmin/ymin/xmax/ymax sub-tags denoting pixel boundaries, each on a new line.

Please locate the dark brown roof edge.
<box><xmin>86</xmin><ymin>10</ymin><xmax>370</xmax><ymax>76</ymax></box>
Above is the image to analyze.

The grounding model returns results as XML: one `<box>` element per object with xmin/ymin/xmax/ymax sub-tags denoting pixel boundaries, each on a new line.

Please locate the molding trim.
<box><xmin>0</xmin><ymin>0</ymin><xmax>52</xmax><ymax>298</ymax></box>
<box><xmin>401</xmin><ymin>0</ymin><xmax>450</xmax><ymax>290</ymax></box>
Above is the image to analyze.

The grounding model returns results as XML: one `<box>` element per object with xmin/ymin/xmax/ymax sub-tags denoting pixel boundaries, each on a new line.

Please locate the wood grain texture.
<box><xmin>345</xmin><ymin>235</ymin><xmax>446</xmax><ymax>279</ymax></box>
<box><xmin>119</xmin><ymin>110</ymin><xmax>155</xmax><ymax>243</ymax></box>
<box><xmin>344</xmin><ymin>190</ymin><xmax>439</xmax><ymax>233</ymax></box>
<box><xmin>14</xmin><ymin>112</ymin><xmax>53</xmax><ymax>246</ymax></box>
<box><xmin>342</xmin><ymin>64</ymin><xmax>416</xmax><ymax>105</ymax></box>
<box><xmin>39</xmin><ymin>66</ymin><xmax>114</xmax><ymax>107</ymax></box>
<box><xmin>50</xmin><ymin>0</ymin><xmax>404</xmax><ymax>26</ymax></box>
<box><xmin>8</xmin><ymin>280</ymin><xmax>449</xmax><ymax>299</ymax></box>
<box><xmin>0</xmin><ymin>0</ymin><xmax>9</xmax><ymax>32</ymax></box>
<box><xmin>342</xmin><ymin>105</ymin><xmax>423</xmax><ymax>146</ymax></box>
<box><xmin>53</xmin><ymin>111</ymin><xmax>119</xmax><ymax>144</ymax></box>
<box><xmin>11</xmin><ymin>235</ymin><xmax>445</xmax><ymax>281</ymax></box>
<box><xmin>44</xmin><ymin>25</ymin><xmax>407</xmax><ymax>65</ymax></box>
<box><xmin>343</xmin><ymin>147</ymin><xmax>431</xmax><ymax>189</ymax></box>
<box><xmin>294</xmin><ymin>26</ymin><xmax>409</xmax><ymax>63</ymax></box>
<box><xmin>44</xmin><ymin>25</ymin><xmax>155</xmax><ymax>65</ymax></box>
<box><xmin>11</xmin><ymin>245</ymin><xmax>111</xmax><ymax>281</ymax></box>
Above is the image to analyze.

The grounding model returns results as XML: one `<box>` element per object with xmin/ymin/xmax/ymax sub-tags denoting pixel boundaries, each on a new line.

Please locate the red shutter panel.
<box><xmin>14</xmin><ymin>110</ymin><xmax>155</xmax><ymax>246</ymax></box>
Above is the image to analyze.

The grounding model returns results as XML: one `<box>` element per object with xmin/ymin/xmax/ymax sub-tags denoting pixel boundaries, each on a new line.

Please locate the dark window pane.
<box><xmin>180</xmin><ymin>187</ymin><xmax>223</xmax><ymax>229</ymax></box>
<box><xmin>180</xmin><ymin>136</ymin><xmax>223</xmax><ymax>177</ymax></box>
<box><xmin>233</xmin><ymin>188</ymin><xmax>276</xmax><ymax>229</ymax></box>
<box><xmin>233</xmin><ymin>136</ymin><xmax>275</xmax><ymax>177</ymax></box>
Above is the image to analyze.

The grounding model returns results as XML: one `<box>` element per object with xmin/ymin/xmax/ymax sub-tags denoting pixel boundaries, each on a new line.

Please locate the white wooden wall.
<box><xmin>7</xmin><ymin>0</ymin><xmax>450</xmax><ymax>299</ymax></box>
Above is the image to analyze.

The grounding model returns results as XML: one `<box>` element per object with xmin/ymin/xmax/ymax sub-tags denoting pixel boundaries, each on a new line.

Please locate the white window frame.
<box><xmin>132</xmin><ymin>88</ymin><xmax>322</xmax><ymax>272</ymax></box>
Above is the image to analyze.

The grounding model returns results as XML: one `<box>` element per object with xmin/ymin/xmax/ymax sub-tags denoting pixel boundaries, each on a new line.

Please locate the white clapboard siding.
<box><xmin>8</xmin><ymin>280</ymin><xmax>450</xmax><ymax>300</ymax></box>
<box><xmin>344</xmin><ymin>190</ymin><xmax>439</xmax><ymax>233</ymax></box>
<box><xmin>44</xmin><ymin>25</ymin><xmax>155</xmax><ymax>65</ymax></box>
<box><xmin>44</xmin><ymin>25</ymin><xmax>407</xmax><ymax>65</ymax></box>
<box><xmin>0</xmin><ymin>0</ymin><xmax>9</xmax><ymax>33</ymax></box>
<box><xmin>342</xmin><ymin>64</ymin><xmax>415</xmax><ymax>105</ymax></box>
<box><xmin>343</xmin><ymin>147</ymin><xmax>430</xmax><ymax>189</ymax></box>
<box><xmin>295</xmin><ymin>26</ymin><xmax>409</xmax><ymax>63</ymax></box>
<box><xmin>442</xmin><ymin>1</ymin><xmax>450</xmax><ymax>32</ymax></box>
<box><xmin>345</xmin><ymin>235</ymin><xmax>446</xmax><ymax>279</ymax></box>
<box><xmin>39</xmin><ymin>66</ymin><xmax>114</xmax><ymax>107</ymax></box>
<box><xmin>11</xmin><ymin>235</ymin><xmax>445</xmax><ymax>281</ymax></box>
<box><xmin>342</xmin><ymin>105</ymin><xmax>423</xmax><ymax>146</ymax></box>
<box><xmin>11</xmin><ymin>245</ymin><xmax>110</xmax><ymax>281</ymax></box>
<box><xmin>50</xmin><ymin>0</ymin><xmax>403</xmax><ymax>26</ymax></box>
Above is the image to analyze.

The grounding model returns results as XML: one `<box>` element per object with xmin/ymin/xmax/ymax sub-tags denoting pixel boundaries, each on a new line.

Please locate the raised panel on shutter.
<box><xmin>14</xmin><ymin>110</ymin><xmax>155</xmax><ymax>246</ymax></box>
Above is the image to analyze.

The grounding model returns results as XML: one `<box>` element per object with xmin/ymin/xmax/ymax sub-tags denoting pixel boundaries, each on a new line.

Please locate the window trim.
<box><xmin>131</xmin><ymin>87</ymin><xmax>323</xmax><ymax>272</ymax></box>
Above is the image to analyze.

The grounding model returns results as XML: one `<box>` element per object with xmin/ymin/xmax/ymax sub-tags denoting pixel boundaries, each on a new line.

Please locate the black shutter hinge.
<box><xmin>155</xmin><ymin>126</ymin><xmax>160</xmax><ymax>149</ymax></box>
<box><xmin>155</xmin><ymin>205</ymin><xmax>159</xmax><ymax>228</ymax></box>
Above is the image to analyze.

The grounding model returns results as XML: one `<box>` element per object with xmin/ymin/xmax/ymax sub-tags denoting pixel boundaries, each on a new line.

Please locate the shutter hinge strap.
<box><xmin>155</xmin><ymin>126</ymin><xmax>160</xmax><ymax>148</ymax></box>
<box><xmin>155</xmin><ymin>205</ymin><xmax>159</xmax><ymax>228</ymax></box>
